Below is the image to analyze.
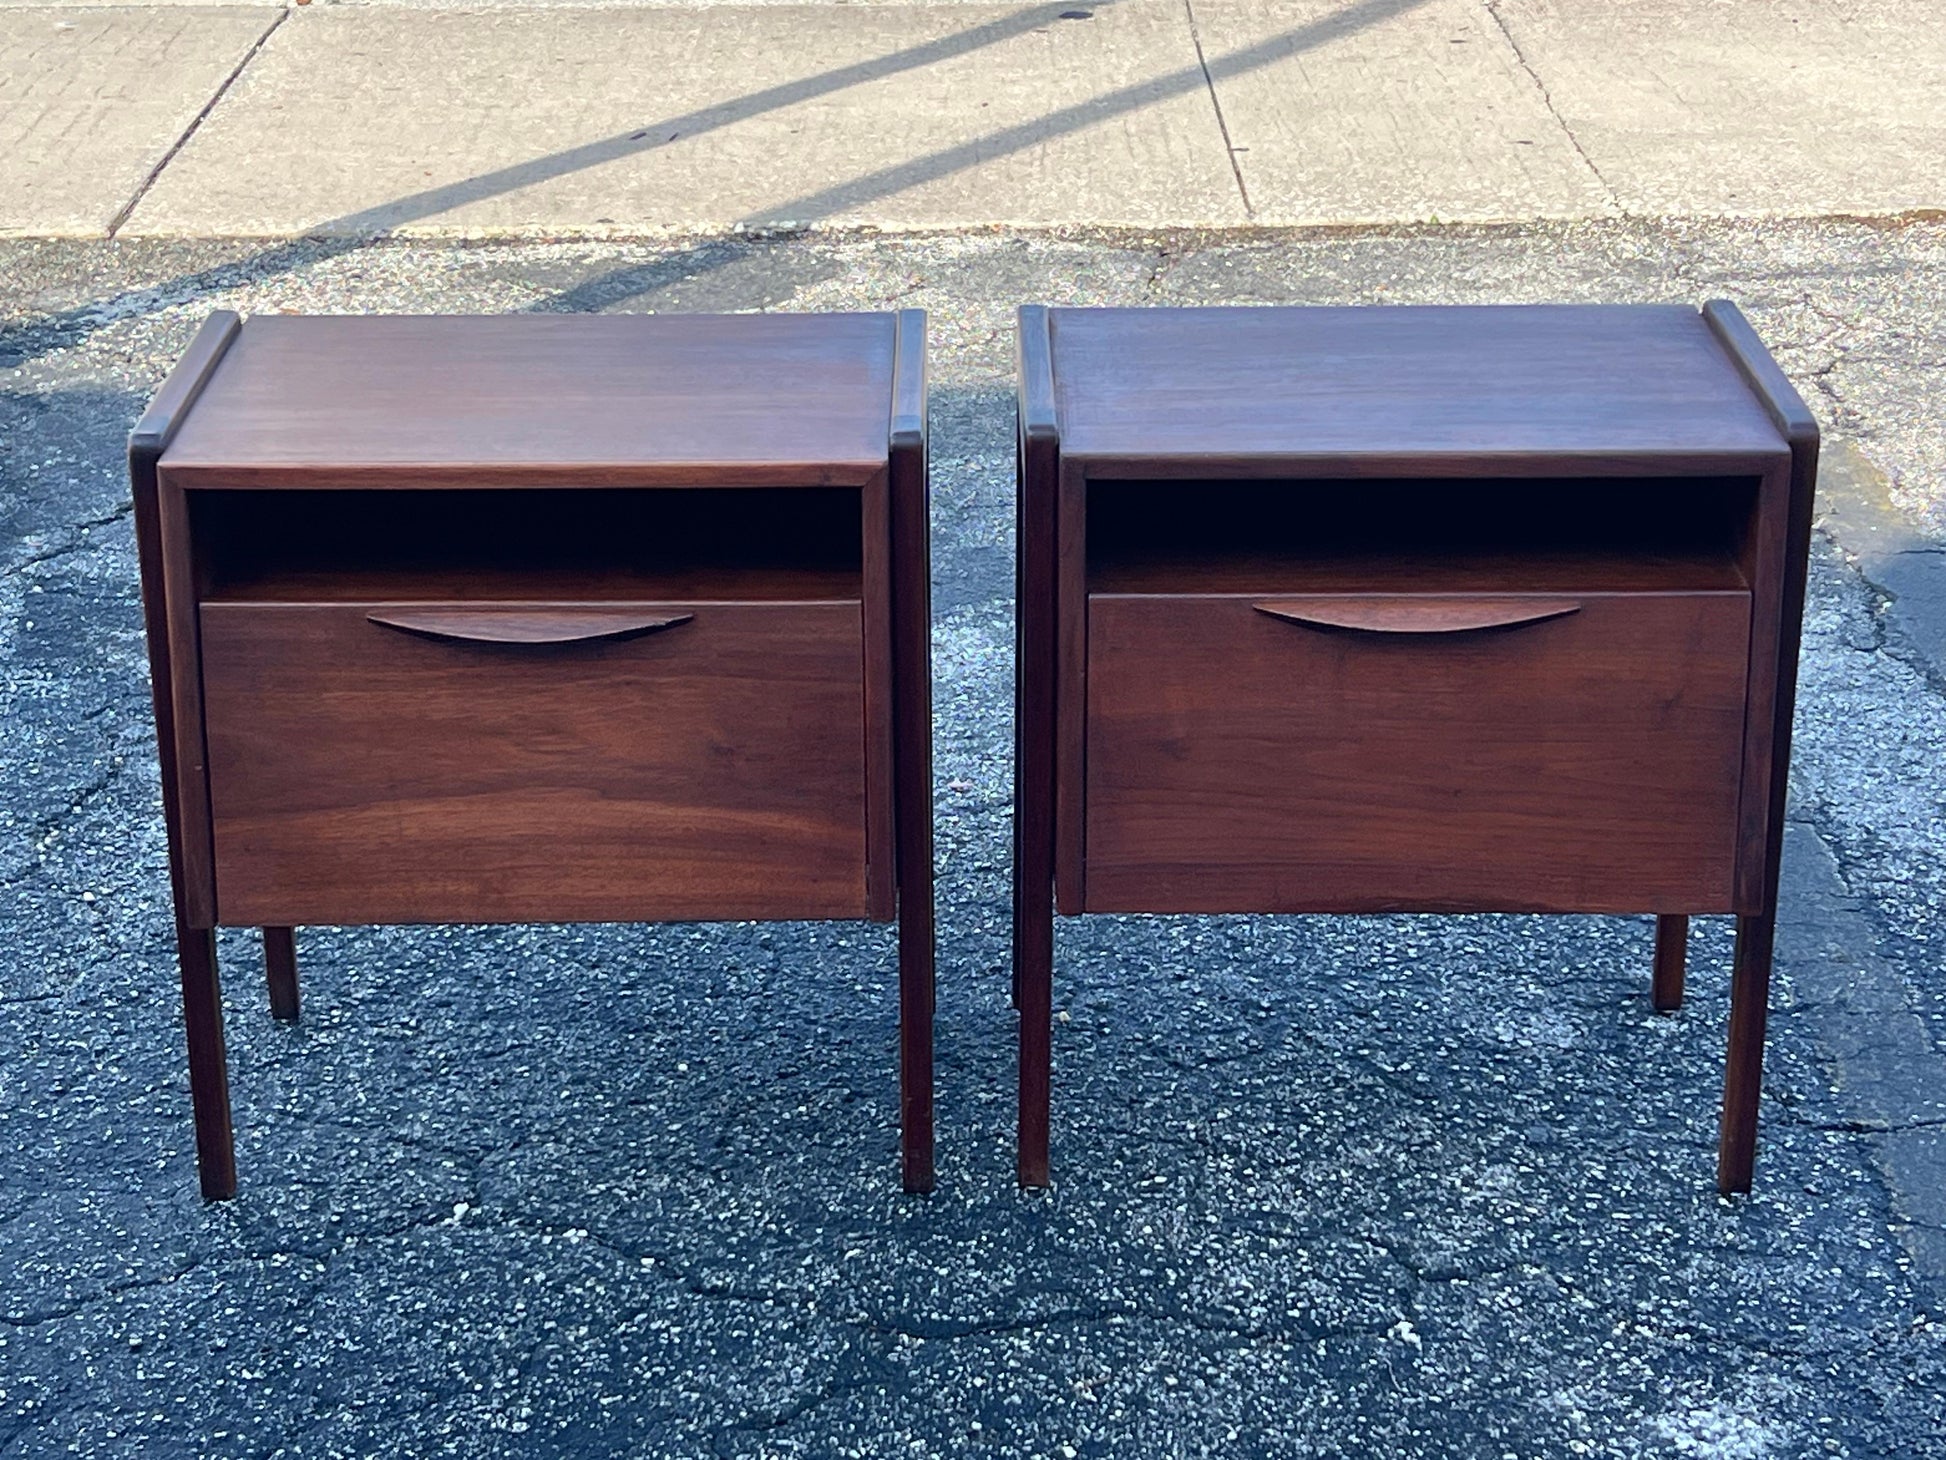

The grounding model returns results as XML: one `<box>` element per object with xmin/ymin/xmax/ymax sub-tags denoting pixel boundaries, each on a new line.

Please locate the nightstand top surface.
<box><xmin>161</xmin><ymin>312</ymin><xmax>902</xmax><ymax>487</ymax></box>
<box><xmin>1041</xmin><ymin>305</ymin><xmax>1790</xmax><ymax>470</ymax></box>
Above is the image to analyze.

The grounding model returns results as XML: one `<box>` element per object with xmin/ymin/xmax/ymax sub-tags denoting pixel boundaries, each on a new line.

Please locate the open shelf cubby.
<box><xmin>1085</xmin><ymin>476</ymin><xmax>1760</xmax><ymax>594</ymax></box>
<box><xmin>195</xmin><ymin>486</ymin><xmax>866</xmax><ymax>603</ymax></box>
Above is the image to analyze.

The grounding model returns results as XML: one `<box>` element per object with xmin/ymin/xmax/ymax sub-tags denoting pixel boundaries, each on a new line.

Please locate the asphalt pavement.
<box><xmin>2</xmin><ymin>218</ymin><xmax>1946</xmax><ymax>1457</ymax></box>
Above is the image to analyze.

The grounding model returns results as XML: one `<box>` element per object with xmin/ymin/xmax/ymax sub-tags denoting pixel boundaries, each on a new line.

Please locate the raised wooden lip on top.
<box><xmin>156</xmin><ymin>311</ymin><xmax>904</xmax><ymax>490</ymax></box>
<box><xmin>1037</xmin><ymin>302</ymin><xmax>1794</xmax><ymax>479</ymax></box>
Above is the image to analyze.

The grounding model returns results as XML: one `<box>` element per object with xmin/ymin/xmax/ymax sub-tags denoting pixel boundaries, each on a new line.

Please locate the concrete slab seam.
<box><xmin>1181</xmin><ymin>0</ymin><xmax>1253</xmax><ymax>219</ymax></box>
<box><xmin>102</xmin><ymin>7</ymin><xmax>288</xmax><ymax>240</ymax></box>
<box><xmin>1479</xmin><ymin>0</ymin><xmax>1619</xmax><ymax>215</ymax></box>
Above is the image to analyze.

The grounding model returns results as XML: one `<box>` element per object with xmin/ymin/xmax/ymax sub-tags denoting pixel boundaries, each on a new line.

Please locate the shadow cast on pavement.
<box><xmin>0</xmin><ymin>0</ymin><xmax>1429</xmax><ymax>363</ymax></box>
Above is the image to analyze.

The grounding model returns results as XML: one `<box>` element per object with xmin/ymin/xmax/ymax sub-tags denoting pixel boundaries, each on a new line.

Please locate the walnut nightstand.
<box><xmin>1013</xmin><ymin>302</ymin><xmax>1816</xmax><ymax>1193</ymax></box>
<box><xmin>132</xmin><ymin>310</ymin><xmax>936</xmax><ymax>1198</ymax></box>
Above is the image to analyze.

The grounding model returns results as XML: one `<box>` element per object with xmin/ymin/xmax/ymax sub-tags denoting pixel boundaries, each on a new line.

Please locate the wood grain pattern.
<box><xmin>1073</xmin><ymin>450</ymin><xmax>1789</xmax><ymax>482</ymax></box>
<box><xmin>1084</xmin><ymin>591</ymin><xmax>1752</xmax><ymax>914</ymax></box>
<box><xmin>160</xmin><ymin>313</ymin><xmax>898</xmax><ymax>489</ymax></box>
<box><xmin>366</xmin><ymin>607</ymin><xmax>693</xmax><ymax>645</ymax></box>
<box><xmin>201</xmin><ymin>600</ymin><xmax>870</xmax><ymax>926</ymax></box>
<box><xmin>1048</xmin><ymin>305</ymin><xmax>1789</xmax><ymax>473</ymax></box>
<box><xmin>1253</xmin><ymin>595</ymin><xmax>1582</xmax><ymax>635</ymax></box>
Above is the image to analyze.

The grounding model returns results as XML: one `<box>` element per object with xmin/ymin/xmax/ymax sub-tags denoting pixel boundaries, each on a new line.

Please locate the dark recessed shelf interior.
<box><xmin>1086</xmin><ymin>476</ymin><xmax>1758</xmax><ymax>594</ymax></box>
<box><xmin>195</xmin><ymin>487</ymin><xmax>865</xmax><ymax>603</ymax></box>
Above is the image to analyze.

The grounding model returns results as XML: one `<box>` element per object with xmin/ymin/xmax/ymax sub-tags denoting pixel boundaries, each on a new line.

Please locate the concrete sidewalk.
<box><xmin>1</xmin><ymin>0</ymin><xmax>1941</xmax><ymax>238</ymax></box>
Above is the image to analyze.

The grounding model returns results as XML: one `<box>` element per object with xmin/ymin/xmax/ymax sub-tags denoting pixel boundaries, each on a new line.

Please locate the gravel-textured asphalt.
<box><xmin>3</xmin><ymin>221</ymin><xmax>1945</xmax><ymax>1459</ymax></box>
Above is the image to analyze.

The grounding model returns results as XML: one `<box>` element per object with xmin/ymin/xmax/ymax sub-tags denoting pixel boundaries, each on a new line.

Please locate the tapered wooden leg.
<box><xmin>1016</xmin><ymin>874</ymin><xmax>1052</xmax><ymax>1188</ymax></box>
<box><xmin>1652</xmin><ymin>914</ymin><xmax>1687</xmax><ymax>1013</ymax></box>
<box><xmin>1717</xmin><ymin>912</ymin><xmax>1774</xmax><ymax>1194</ymax></box>
<box><xmin>178</xmin><ymin>923</ymin><xmax>236</xmax><ymax>1201</ymax></box>
<box><xmin>264</xmin><ymin>926</ymin><xmax>299</xmax><ymax>1022</ymax></box>
<box><xmin>1013</xmin><ymin>461</ymin><xmax>1054</xmax><ymax>1186</ymax></box>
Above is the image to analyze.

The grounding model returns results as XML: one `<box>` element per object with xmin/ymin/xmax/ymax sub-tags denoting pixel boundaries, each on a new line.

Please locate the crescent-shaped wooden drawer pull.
<box><xmin>365</xmin><ymin>608</ymin><xmax>695</xmax><ymax>645</ymax></box>
<box><xmin>1252</xmin><ymin>597</ymin><xmax>1583</xmax><ymax>635</ymax></box>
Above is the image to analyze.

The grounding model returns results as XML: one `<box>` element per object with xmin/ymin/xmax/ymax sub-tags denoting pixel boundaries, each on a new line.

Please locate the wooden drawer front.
<box><xmin>201</xmin><ymin>601</ymin><xmax>868</xmax><ymax>925</ymax></box>
<box><xmin>1084</xmin><ymin>591</ymin><xmax>1752</xmax><ymax>914</ymax></box>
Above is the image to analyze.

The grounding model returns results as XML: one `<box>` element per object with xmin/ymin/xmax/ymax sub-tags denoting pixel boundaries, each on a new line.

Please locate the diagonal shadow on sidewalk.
<box><xmin>2</xmin><ymin>1</ymin><xmax>1112</xmax><ymax>366</ymax></box>
<box><xmin>0</xmin><ymin>0</ymin><xmax>1428</xmax><ymax>362</ymax></box>
<box><xmin>530</xmin><ymin>0</ymin><xmax>1434</xmax><ymax>313</ymax></box>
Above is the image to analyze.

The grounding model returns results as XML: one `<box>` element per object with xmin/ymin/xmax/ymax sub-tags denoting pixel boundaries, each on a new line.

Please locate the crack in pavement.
<box><xmin>5</xmin><ymin>225</ymin><xmax>1946</xmax><ymax>1456</ymax></box>
<box><xmin>1</xmin><ymin>749</ymin><xmax>144</xmax><ymax>893</ymax></box>
<box><xmin>0</xmin><ymin>501</ymin><xmax>134</xmax><ymax>582</ymax></box>
<box><xmin>0</xmin><ymin>1255</ymin><xmax>206</xmax><ymax>1330</ymax></box>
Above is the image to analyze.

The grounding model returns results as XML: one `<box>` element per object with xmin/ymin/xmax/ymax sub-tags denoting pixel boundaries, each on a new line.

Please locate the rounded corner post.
<box><xmin>131</xmin><ymin>309</ymin><xmax>244</xmax><ymax>1201</ymax></box>
<box><xmin>1702</xmin><ymin>299</ymin><xmax>1820</xmax><ymax>1193</ymax></box>
<box><xmin>889</xmin><ymin>306</ymin><xmax>934</xmax><ymax>1194</ymax></box>
<box><xmin>1014</xmin><ymin>305</ymin><xmax>1060</xmax><ymax>1187</ymax></box>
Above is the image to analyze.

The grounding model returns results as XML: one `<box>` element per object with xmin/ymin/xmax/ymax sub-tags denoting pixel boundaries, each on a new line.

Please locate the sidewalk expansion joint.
<box><xmin>1481</xmin><ymin>0</ymin><xmax>1620</xmax><ymax>216</ymax></box>
<box><xmin>1183</xmin><ymin>0</ymin><xmax>1254</xmax><ymax>220</ymax></box>
<box><xmin>105</xmin><ymin>8</ymin><xmax>288</xmax><ymax>240</ymax></box>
